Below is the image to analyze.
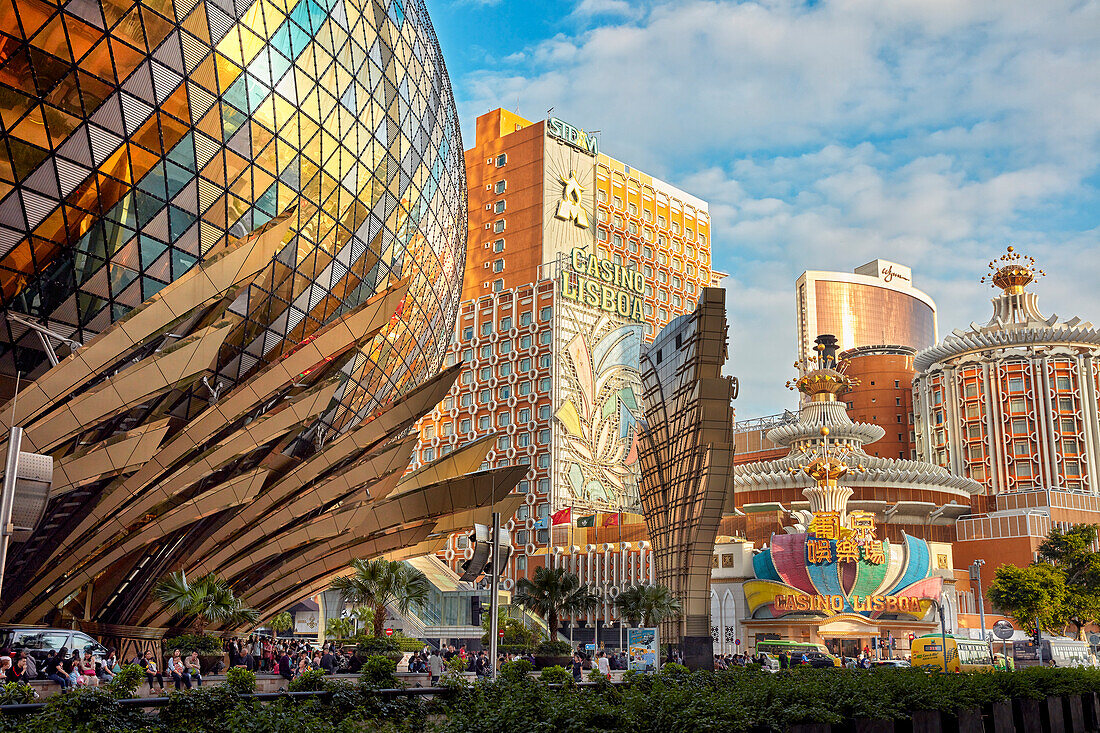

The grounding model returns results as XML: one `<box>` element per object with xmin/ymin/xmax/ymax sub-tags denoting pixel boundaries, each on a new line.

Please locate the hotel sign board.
<box><xmin>559</xmin><ymin>247</ymin><xmax>646</xmax><ymax>322</ymax></box>
<box><xmin>547</xmin><ymin>116</ymin><xmax>598</xmax><ymax>156</ymax></box>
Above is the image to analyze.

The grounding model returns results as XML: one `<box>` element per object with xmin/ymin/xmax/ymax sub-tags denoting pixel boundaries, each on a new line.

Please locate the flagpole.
<box><xmin>618</xmin><ymin>509</ymin><xmax>623</xmax><ymax>652</ymax></box>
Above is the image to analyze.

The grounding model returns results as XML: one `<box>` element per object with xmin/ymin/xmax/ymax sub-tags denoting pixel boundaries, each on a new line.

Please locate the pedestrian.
<box><xmin>139</xmin><ymin>650</ymin><xmax>167</xmax><ymax>695</ymax></box>
<box><xmin>44</xmin><ymin>649</ymin><xmax>70</xmax><ymax>689</ymax></box>
<box><xmin>77</xmin><ymin>652</ymin><xmax>100</xmax><ymax>686</ymax></box>
<box><xmin>428</xmin><ymin>650</ymin><xmax>443</xmax><ymax>685</ymax></box>
<box><xmin>320</xmin><ymin>647</ymin><xmax>336</xmax><ymax>674</ymax></box>
<box><xmin>597</xmin><ymin>651</ymin><xmax>611</xmax><ymax>677</ymax></box>
<box><xmin>571</xmin><ymin>653</ymin><xmax>583</xmax><ymax>682</ymax></box>
<box><xmin>186</xmin><ymin>651</ymin><xmax>203</xmax><ymax>686</ymax></box>
<box><xmin>169</xmin><ymin>649</ymin><xmax>191</xmax><ymax>690</ymax></box>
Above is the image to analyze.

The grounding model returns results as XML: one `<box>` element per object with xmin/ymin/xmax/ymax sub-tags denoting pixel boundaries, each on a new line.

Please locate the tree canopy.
<box><xmin>615</xmin><ymin>584</ymin><xmax>682</xmax><ymax>627</ymax></box>
<box><xmin>988</xmin><ymin>524</ymin><xmax>1100</xmax><ymax>639</ymax></box>
<box><xmin>153</xmin><ymin>572</ymin><xmax>259</xmax><ymax>634</ymax></box>
<box><xmin>330</xmin><ymin>558</ymin><xmax>430</xmax><ymax>638</ymax></box>
<box><xmin>513</xmin><ymin>567</ymin><xmax>600</xmax><ymax>640</ymax></box>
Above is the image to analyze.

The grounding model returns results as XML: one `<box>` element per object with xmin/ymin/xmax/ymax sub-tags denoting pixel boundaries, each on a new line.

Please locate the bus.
<box><xmin>1012</xmin><ymin>638</ymin><xmax>1097</xmax><ymax>668</ymax></box>
<box><xmin>754</xmin><ymin>639</ymin><xmax>841</xmax><ymax>667</ymax></box>
<box><xmin>911</xmin><ymin>634</ymin><xmax>995</xmax><ymax>672</ymax></box>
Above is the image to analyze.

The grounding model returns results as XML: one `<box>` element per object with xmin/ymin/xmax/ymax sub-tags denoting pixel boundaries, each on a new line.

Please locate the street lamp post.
<box><xmin>970</xmin><ymin>559</ymin><xmax>990</xmax><ymax>661</ymax></box>
<box><xmin>932</xmin><ymin>599</ymin><xmax>950</xmax><ymax>672</ymax></box>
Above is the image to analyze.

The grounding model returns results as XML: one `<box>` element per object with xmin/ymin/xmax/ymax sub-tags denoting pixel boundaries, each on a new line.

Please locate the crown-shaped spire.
<box><xmin>787</xmin><ymin>334</ymin><xmax>861</xmax><ymax>402</ymax></box>
<box><xmin>981</xmin><ymin>246</ymin><xmax>1045</xmax><ymax>295</ymax></box>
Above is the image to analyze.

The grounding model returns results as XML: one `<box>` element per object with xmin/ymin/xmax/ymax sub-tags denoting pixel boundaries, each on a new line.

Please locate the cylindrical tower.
<box><xmin>913</xmin><ymin>247</ymin><xmax>1100</xmax><ymax>494</ymax></box>
<box><xmin>841</xmin><ymin>345</ymin><xmax>917</xmax><ymax>461</ymax></box>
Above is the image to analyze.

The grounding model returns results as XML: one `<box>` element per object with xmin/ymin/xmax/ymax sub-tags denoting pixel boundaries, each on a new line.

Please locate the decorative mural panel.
<box><xmin>552</xmin><ymin>285</ymin><xmax>644</xmax><ymax>513</ymax></box>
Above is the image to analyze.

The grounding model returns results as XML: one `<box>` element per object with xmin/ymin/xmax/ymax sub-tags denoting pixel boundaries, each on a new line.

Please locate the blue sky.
<box><xmin>426</xmin><ymin>0</ymin><xmax>1100</xmax><ymax>417</ymax></box>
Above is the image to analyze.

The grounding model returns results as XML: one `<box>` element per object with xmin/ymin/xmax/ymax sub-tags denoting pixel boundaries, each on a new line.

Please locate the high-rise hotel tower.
<box><xmin>412</xmin><ymin>109</ymin><xmax>722</xmax><ymax>591</ymax></box>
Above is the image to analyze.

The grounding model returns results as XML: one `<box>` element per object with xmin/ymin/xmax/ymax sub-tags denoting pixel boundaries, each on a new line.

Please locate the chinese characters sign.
<box><xmin>806</xmin><ymin>510</ymin><xmax>883</xmax><ymax>565</ymax></box>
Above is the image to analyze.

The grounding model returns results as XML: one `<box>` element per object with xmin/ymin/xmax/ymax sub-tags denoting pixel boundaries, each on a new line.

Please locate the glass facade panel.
<box><xmin>813</xmin><ymin>281</ymin><xmax>935</xmax><ymax>353</ymax></box>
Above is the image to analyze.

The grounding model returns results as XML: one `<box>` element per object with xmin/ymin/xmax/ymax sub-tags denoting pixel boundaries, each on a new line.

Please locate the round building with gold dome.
<box><xmin>913</xmin><ymin>247</ymin><xmax>1100</xmax><ymax>495</ymax></box>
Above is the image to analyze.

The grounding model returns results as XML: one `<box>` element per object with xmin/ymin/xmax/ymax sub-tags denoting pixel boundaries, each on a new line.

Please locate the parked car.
<box><xmin>0</xmin><ymin>627</ymin><xmax>110</xmax><ymax>672</ymax></box>
<box><xmin>872</xmin><ymin>659</ymin><xmax>911</xmax><ymax>669</ymax></box>
<box><xmin>804</xmin><ymin>651</ymin><xmax>837</xmax><ymax>669</ymax></box>
<box><xmin>757</xmin><ymin>652</ymin><xmax>781</xmax><ymax>672</ymax></box>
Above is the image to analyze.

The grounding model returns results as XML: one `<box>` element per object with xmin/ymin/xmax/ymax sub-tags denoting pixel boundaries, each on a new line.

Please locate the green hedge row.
<box><xmin>5</xmin><ymin>664</ymin><xmax>1100</xmax><ymax>732</ymax></box>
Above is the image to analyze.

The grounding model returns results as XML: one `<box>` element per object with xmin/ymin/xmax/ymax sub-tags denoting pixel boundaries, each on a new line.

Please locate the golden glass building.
<box><xmin>0</xmin><ymin>0</ymin><xmax>519</xmax><ymax>650</ymax></box>
<box><xmin>796</xmin><ymin>260</ymin><xmax>937</xmax><ymax>365</ymax></box>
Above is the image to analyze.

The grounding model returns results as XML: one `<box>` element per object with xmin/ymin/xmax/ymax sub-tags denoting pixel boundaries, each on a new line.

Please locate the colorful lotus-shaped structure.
<box><xmin>743</xmin><ymin>532</ymin><xmax>942</xmax><ymax>619</ymax></box>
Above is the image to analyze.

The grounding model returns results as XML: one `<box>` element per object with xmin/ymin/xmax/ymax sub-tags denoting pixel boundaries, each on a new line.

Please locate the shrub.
<box><xmin>107</xmin><ymin>664</ymin><xmax>146</xmax><ymax>698</ymax></box>
<box><xmin>355</xmin><ymin>635</ymin><xmax>400</xmax><ymax>656</ymax></box>
<box><xmin>538</xmin><ymin>665</ymin><xmax>572</xmax><ymax>685</ymax></box>
<box><xmin>164</xmin><ymin>634</ymin><xmax>223</xmax><ymax>656</ymax></box>
<box><xmin>0</xmin><ymin>681</ymin><xmax>34</xmax><ymax>705</ymax></box>
<box><xmin>287</xmin><ymin>669</ymin><xmax>328</xmax><ymax>692</ymax></box>
<box><xmin>359</xmin><ymin>655</ymin><xmax>398</xmax><ymax>688</ymax></box>
<box><xmin>659</xmin><ymin>662</ymin><xmax>690</xmax><ymax>677</ymax></box>
<box><xmin>225</xmin><ymin>667</ymin><xmax>256</xmax><ymax>694</ymax></box>
<box><xmin>499</xmin><ymin>659</ymin><xmax>534</xmax><ymax>682</ymax></box>
<box><xmin>390</xmin><ymin>631</ymin><xmax>425</xmax><ymax>653</ymax></box>
<box><xmin>535</xmin><ymin>640</ymin><xmax>573</xmax><ymax>656</ymax></box>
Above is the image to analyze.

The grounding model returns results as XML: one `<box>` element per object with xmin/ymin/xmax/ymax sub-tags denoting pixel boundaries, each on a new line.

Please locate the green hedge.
<box><xmin>5</xmin><ymin>664</ymin><xmax>1100</xmax><ymax>733</ymax></box>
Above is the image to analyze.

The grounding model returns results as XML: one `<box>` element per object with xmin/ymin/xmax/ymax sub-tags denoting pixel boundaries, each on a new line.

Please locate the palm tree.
<box><xmin>268</xmin><ymin>611</ymin><xmax>293</xmax><ymax>635</ymax></box>
<box><xmin>153</xmin><ymin>571</ymin><xmax>260</xmax><ymax>634</ymax></box>
<box><xmin>615</xmin><ymin>583</ymin><xmax>682</xmax><ymax>627</ymax></box>
<box><xmin>330</xmin><ymin>558</ymin><xmax>430</xmax><ymax>638</ymax></box>
<box><xmin>514</xmin><ymin>566</ymin><xmax>601</xmax><ymax>641</ymax></box>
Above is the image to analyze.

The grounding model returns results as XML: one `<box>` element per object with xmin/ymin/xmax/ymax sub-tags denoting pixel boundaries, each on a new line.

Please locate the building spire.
<box><xmin>980</xmin><ymin>246</ymin><xmax>1047</xmax><ymax>324</ymax></box>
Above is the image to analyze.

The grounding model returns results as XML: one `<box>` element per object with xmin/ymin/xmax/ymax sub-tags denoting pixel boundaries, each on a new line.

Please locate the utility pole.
<box><xmin>488</xmin><ymin>510</ymin><xmax>500</xmax><ymax>679</ymax></box>
<box><xmin>0</xmin><ymin>425</ymin><xmax>23</xmax><ymax>598</ymax></box>
<box><xmin>971</xmin><ymin>559</ymin><xmax>989</xmax><ymax>660</ymax></box>
<box><xmin>1036</xmin><ymin>617</ymin><xmax>1043</xmax><ymax>666</ymax></box>
<box><xmin>936</xmin><ymin>601</ymin><xmax>949</xmax><ymax>672</ymax></box>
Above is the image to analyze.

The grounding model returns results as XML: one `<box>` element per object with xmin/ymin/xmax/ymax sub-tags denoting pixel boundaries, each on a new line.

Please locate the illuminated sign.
<box><xmin>555</xmin><ymin>172</ymin><xmax>589</xmax><ymax>228</ymax></box>
<box><xmin>547</xmin><ymin>116</ymin><xmax>598</xmax><ymax>155</ymax></box>
<box><xmin>560</xmin><ymin>247</ymin><xmax>645</xmax><ymax>322</ymax></box>
<box><xmin>805</xmin><ymin>510</ymin><xmax>883</xmax><ymax>565</ymax></box>
<box><xmin>773</xmin><ymin>594</ymin><xmax>928</xmax><ymax>614</ymax></box>
<box><xmin>881</xmin><ymin>264</ymin><xmax>911</xmax><ymax>283</ymax></box>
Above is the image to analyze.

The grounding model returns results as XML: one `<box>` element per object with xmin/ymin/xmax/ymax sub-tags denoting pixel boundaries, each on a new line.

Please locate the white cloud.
<box><xmin>450</xmin><ymin>0</ymin><xmax>1100</xmax><ymax>415</ymax></box>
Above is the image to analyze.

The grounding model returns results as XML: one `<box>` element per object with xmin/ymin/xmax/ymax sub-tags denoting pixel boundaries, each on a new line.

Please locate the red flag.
<box><xmin>601</xmin><ymin>512</ymin><xmax>620</xmax><ymax>527</ymax></box>
<box><xmin>551</xmin><ymin>507</ymin><xmax>572</xmax><ymax>525</ymax></box>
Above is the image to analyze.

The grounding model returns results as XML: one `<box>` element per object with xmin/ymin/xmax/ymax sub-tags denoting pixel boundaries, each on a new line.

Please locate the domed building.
<box><xmin>913</xmin><ymin>247</ymin><xmax>1100</xmax><ymax>583</ymax></box>
<box><xmin>727</xmin><ymin>334</ymin><xmax>982</xmax><ymax>546</ymax></box>
<box><xmin>0</xmin><ymin>0</ymin><xmax>523</xmax><ymax>656</ymax></box>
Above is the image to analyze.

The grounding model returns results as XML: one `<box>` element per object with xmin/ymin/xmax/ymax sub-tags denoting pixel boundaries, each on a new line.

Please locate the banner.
<box><xmin>627</xmin><ymin>627</ymin><xmax>659</xmax><ymax>673</ymax></box>
<box><xmin>601</xmin><ymin>512</ymin><xmax>620</xmax><ymax>527</ymax></box>
<box><xmin>577</xmin><ymin>514</ymin><xmax>596</xmax><ymax>528</ymax></box>
<box><xmin>551</xmin><ymin>507</ymin><xmax>572</xmax><ymax>525</ymax></box>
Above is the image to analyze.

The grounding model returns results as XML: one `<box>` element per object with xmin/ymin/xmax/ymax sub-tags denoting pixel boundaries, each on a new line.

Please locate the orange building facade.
<box><xmin>412</xmin><ymin>109</ymin><xmax>722</xmax><ymax>591</ymax></box>
<box><xmin>841</xmin><ymin>346</ymin><xmax>918</xmax><ymax>460</ymax></box>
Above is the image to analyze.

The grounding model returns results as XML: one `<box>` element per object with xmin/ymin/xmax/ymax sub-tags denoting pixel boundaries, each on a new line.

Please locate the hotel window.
<box><xmin>424</xmin><ymin>425</ymin><xmax>435</xmax><ymax>439</ymax></box>
<box><xmin>494</xmin><ymin>200</ymin><xmax>506</xmax><ymax>213</ymax></box>
<box><xmin>687</xmin><ymin>283</ymin><xmax>695</xmax><ymax>293</ymax></box>
<box><xmin>658</xmin><ymin>215</ymin><xmax>667</xmax><ymax>226</ymax></box>
<box><xmin>423</xmin><ymin>448</ymin><xmax>434</xmax><ymax>461</ymax></box>
<box><xmin>499</xmin><ymin>340</ymin><xmax>512</xmax><ymax>354</ymax></box>
<box><xmin>461</xmin><ymin>394</ymin><xmax>472</xmax><ymax>407</ymax></box>
<box><xmin>445</xmin><ymin>353</ymin><xmax>456</xmax><ymax>367</ymax></box>
<box><xmin>1059</xmin><ymin>397</ymin><xmax>1074</xmax><ymax>412</ymax></box>
<box><xmin>972</xmin><ymin>465</ymin><xmax>986</xmax><ymax>481</ymax></box>
<box><xmin>537</xmin><ymin>454</ymin><xmax>550</xmax><ymax>469</ymax></box>
<box><xmin>539</xmin><ymin>377</ymin><xmax>551</xmax><ymax>392</ymax></box>
<box><xmin>494</xmin><ymin>180</ymin><xmax>506</xmax><ymax>193</ymax></box>
<box><xmin>628</xmin><ymin>203</ymin><xmax>638</xmax><ymax>215</ymax></box>
<box><xmin>478</xmin><ymin>389</ymin><xmax>490</xmax><ymax>404</ymax></box>
<box><xmin>644</xmin><ymin>209</ymin><xmax>652</xmax><ymax>222</ymax></box>
<box><xmin>643</xmin><ymin>304</ymin><xmax>653</xmax><ymax>317</ymax></box>
<box><xmin>479</xmin><ymin>415</ymin><xmax>490</xmax><ymax>430</ymax></box>
<box><xmin>614</xmin><ymin>196</ymin><xmax>623</xmax><ymax>208</ymax></box>
<box><xmin>538</xmin><ymin>429</ymin><xmax>551</xmax><ymax>444</ymax></box>
<box><xmin>659</xmin><ymin>290</ymin><xmax>668</xmax><ymax>302</ymax></box>
<box><xmin>481</xmin><ymin>322</ymin><xmax>492</xmax><ymax>336</ymax></box>
<box><xmin>1013</xmin><ymin>441</ymin><xmax>1029</xmax><ymax>456</ymax></box>
<box><xmin>517</xmin><ymin>433</ymin><xmax>530</xmax><ymax>447</ymax></box>
<box><xmin>1011</xmin><ymin>418</ymin><xmax>1028</xmax><ymax>434</ymax></box>
<box><xmin>515</xmin><ymin>530</ymin><xmax>528</xmax><ymax>545</ymax></box>
<box><xmin>644</xmin><ymin>285</ymin><xmax>653</xmax><ymax>296</ymax></box>
<box><xmin>643</xmin><ymin>246</ymin><xmax>653</xmax><ymax>258</ymax></box>
<box><xmin>672</xmin><ymin>222</ymin><xmax>680</xmax><ymax>234</ymax></box>
<box><xmin>597</xmin><ymin>229</ymin><xmax>608</xmax><ymax>242</ymax></box>
<box><xmin>698</xmin><ymin>234</ymin><xmax>707</xmax><ymax>244</ymax></box>
<box><xmin>598</xmin><ymin>210</ymin><xmax>608</xmax><ymax>223</ymax></box>
<box><xmin>1066</xmin><ymin>460</ymin><xmax>1081</xmax><ymax>477</ymax></box>
<box><xmin>539</xmin><ymin>355</ymin><xmax>551</xmax><ymax>369</ymax></box>
<box><xmin>659</xmin><ymin>235</ymin><xmax>667</xmax><ymax>246</ymax></box>
<box><xmin>1008</xmin><ymin>377</ymin><xmax>1024</xmax><ymax>392</ymax></box>
<box><xmin>444</xmin><ymin>396</ymin><xmax>455</xmax><ymax>410</ymax></box>
<box><xmin>498</xmin><ymin>385</ymin><xmax>511</xmax><ymax>399</ymax></box>
<box><xmin>500</xmin><ymin>316</ymin><xmax>512</xmax><ymax>330</ymax></box>
<box><xmin>518</xmin><ymin>408</ymin><xmax>530</xmax><ymax>423</ymax></box>
<box><xmin>598</xmin><ymin>189</ymin><xmax>607</xmax><ymax>203</ymax></box>
<box><xmin>493</xmin><ymin>239</ymin><xmax>505</xmax><ymax>252</ymax></box>
<box><xmin>673</xmin><ymin>295</ymin><xmax>682</xmax><ymax>307</ymax></box>
<box><xmin>463</xmin><ymin>348</ymin><xmax>472</xmax><ymax>362</ymax></box>
<box><xmin>1063</xmin><ymin>438</ymin><xmax>1078</xmax><ymax>454</ymax></box>
<box><xmin>536</xmin><ymin>529</ymin><xmax>549</xmax><ymax>544</ymax></box>
<box><xmin>479</xmin><ymin>366</ymin><xmax>491</xmax><ymax>380</ymax></box>
<box><xmin>968</xmin><ymin>445</ymin><xmax>982</xmax><ymax>460</ymax></box>
<box><xmin>539</xmin><ymin>331</ymin><xmax>551</xmax><ymax>345</ymax></box>
<box><xmin>1009</xmin><ymin>398</ymin><xmax>1026</xmax><ymax>413</ymax></box>
<box><xmin>520</xmin><ymin>335</ymin><xmax>532</xmax><ymax>349</ymax></box>
<box><xmin>456</xmin><ymin>535</ymin><xmax>469</xmax><ymax>549</ymax></box>
<box><xmin>658</xmin><ymin>307</ymin><xmax>668</xmax><ymax>320</ymax></box>
<box><xmin>498</xmin><ymin>413</ymin><xmax>510</xmax><ymax>427</ymax></box>
<box><xmin>658</xmin><ymin>271</ymin><xmax>667</xmax><ymax>284</ymax></box>
<box><xmin>518</xmin><ymin>381</ymin><xmax>532</xmax><ymax>396</ymax></box>
<box><xmin>539</xmin><ymin>405</ymin><xmax>551</xmax><ymax>420</ymax></box>
<box><xmin>493</xmin><ymin>259</ymin><xmax>504</xmax><ymax>273</ymax></box>
<box><xmin>540</xmin><ymin>306</ymin><xmax>552</xmax><ymax>321</ymax></box>
<box><xmin>496</xmin><ymin>153</ymin><xmax>507</xmax><ymax>166</ymax></box>
<box><xmin>965</xmin><ymin>403</ymin><xmax>980</xmax><ymax>419</ymax></box>
<box><xmin>628</xmin><ymin>222</ymin><xmax>638</xmax><ymax>235</ymax></box>
<box><xmin>658</xmin><ymin>252</ymin><xmax>668</xmax><ymax>265</ymax></box>
<box><xmin>968</xmin><ymin>424</ymin><xmax>982</xmax><ymax>439</ymax></box>
<box><xmin>1016</xmin><ymin>463</ymin><xmax>1033</xmax><ymax>478</ymax></box>
<box><xmin>442</xmin><ymin>422</ymin><xmax>453</xmax><ymax>436</ymax></box>
<box><xmin>1061</xmin><ymin>418</ymin><xmax>1076</xmax><ymax>432</ymax></box>
<box><xmin>479</xmin><ymin>345</ymin><xmax>491</xmax><ymax>359</ymax></box>
<box><xmin>614</xmin><ymin>234</ymin><xmax>623</xmax><ymax>246</ymax></box>
<box><xmin>614</xmin><ymin>215</ymin><xmax>623</xmax><ymax>228</ymax></box>
<box><xmin>628</xmin><ymin>241</ymin><xmax>638</xmax><ymax>254</ymax></box>
<box><xmin>493</xmin><ymin>279</ymin><xmax>504</xmax><ymax>292</ymax></box>
<box><xmin>499</xmin><ymin>363</ymin><xmax>512</xmax><ymax>378</ymax></box>
<box><xmin>673</xmin><ymin>276</ymin><xmax>682</xmax><ymax>288</ymax></box>
<box><xmin>644</xmin><ymin>265</ymin><xmax>653</xmax><ymax>277</ymax></box>
<box><xmin>461</xmin><ymin>372</ymin><xmax>472</xmax><ymax>386</ymax></box>
<box><xmin>519</xmin><ymin>357</ymin><xmax>531</xmax><ymax>372</ymax></box>
<box><xmin>460</xmin><ymin>419</ymin><xmax>472</xmax><ymax>432</ymax></box>
<box><xmin>463</xmin><ymin>326</ymin><xmax>474</xmax><ymax>341</ymax></box>
<box><xmin>1057</xmin><ymin>375</ymin><xmax>1072</xmax><ymax>391</ymax></box>
<box><xmin>686</xmin><ymin>227</ymin><xmax>694</xmax><ymax>239</ymax></box>
<box><xmin>497</xmin><ymin>436</ymin><xmax>510</xmax><ymax>451</ymax></box>
<box><xmin>520</xmin><ymin>311</ymin><xmax>532</xmax><ymax>326</ymax></box>
<box><xmin>493</xmin><ymin>220</ymin><xmax>505</xmax><ymax>233</ymax></box>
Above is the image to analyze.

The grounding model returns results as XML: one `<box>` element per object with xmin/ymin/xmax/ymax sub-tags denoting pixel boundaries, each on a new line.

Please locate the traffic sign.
<box><xmin>1090</xmin><ymin>633</ymin><xmax>1100</xmax><ymax>646</ymax></box>
<box><xmin>498</xmin><ymin>630</ymin><xmax>505</xmax><ymax>638</ymax></box>
<box><xmin>993</xmin><ymin>620</ymin><xmax>1013</xmax><ymax>640</ymax></box>
<box><xmin>384</xmin><ymin>628</ymin><xmax>394</xmax><ymax>637</ymax></box>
